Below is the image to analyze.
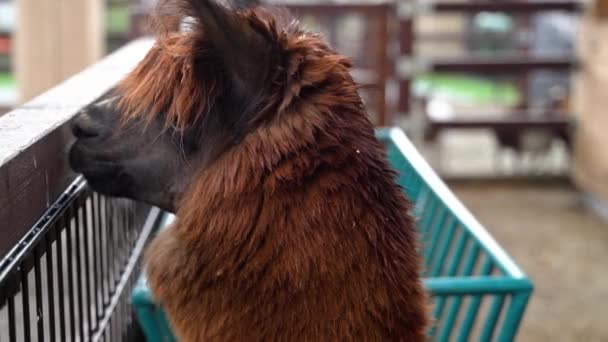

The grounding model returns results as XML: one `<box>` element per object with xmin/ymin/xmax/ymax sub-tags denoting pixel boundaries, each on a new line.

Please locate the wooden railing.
<box><xmin>0</xmin><ymin>38</ymin><xmax>160</xmax><ymax>342</ymax></box>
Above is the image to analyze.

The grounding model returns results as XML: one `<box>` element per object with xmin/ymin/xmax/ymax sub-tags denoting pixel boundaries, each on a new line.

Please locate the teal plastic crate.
<box><xmin>131</xmin><ymin>127</ymin><xmax>532</xmax><ymax>342</ymax></box>
<box><xmin>132</xmin><ymin>213</ymin><xmax>177</xmax><ymax>342</ymax></box>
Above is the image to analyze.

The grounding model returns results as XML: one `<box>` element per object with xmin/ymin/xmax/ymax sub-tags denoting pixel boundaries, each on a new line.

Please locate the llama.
<box><xmin>69</xmin><ymin>0</ymin><xmax>429</xmax><ymax>340</ymax></box>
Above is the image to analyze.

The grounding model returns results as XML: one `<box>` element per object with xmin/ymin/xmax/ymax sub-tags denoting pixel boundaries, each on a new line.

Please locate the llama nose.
<box><xmin>72</xmin><ymin>111</ymin><xmax>102</xmax><ymax>139</ymax></box>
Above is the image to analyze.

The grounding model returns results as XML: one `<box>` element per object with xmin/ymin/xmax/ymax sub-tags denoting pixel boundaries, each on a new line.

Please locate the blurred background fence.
<box><xmin>0</xmin><ymin>0</ymin><xmax>586</xmax><ymax>180</ymax></box>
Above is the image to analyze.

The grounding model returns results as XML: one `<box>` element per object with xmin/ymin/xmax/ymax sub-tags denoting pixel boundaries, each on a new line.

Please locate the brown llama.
<box><xmin>68</xmin><ymin>0</ymin><xmax>430</xmax><ymax>340</ymax></box>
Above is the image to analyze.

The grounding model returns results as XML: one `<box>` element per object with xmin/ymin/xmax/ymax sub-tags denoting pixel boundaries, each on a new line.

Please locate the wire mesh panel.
<box><xmin>0</xmin><ymin>177</ymin><xmax>161</xmax><ymax>342</ymax></box>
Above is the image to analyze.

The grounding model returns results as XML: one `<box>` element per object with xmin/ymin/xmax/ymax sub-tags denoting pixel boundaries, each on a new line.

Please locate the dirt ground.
<box><xmin>449</xmin><ymin>181</ymin><xmax>608</xmax><ymax>342</ymax></box>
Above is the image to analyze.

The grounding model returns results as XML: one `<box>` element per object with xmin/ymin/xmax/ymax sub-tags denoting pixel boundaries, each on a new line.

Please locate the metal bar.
<box><xmin>419</xmin><ymin>199</ymin><xmax>440</xmax><ymax>265</ymax></box>
<box><xmin>100</xmin><ymin>195</ymin><xmax>109</xmax><ymax>307</ymax></box>
<box><xmin>398</xmin><ymin>18</ymin><xmax>413</xmax><ymax>114</ymax></box>
<box><xmin>430</xmin><ymin>242</ymin><xmax>478</xmax><ymax>336</ymax></box>
<box><xmin>431</xmin><ymin>0</ymin><xmax>584</xmax><ymax>13</ymax></box>
<box><xmin>120</xmin><ymin>202</ymin><xmax>130</xmax><ymax>276</ymax></box>
<box><xmin>420</xmin><ymin>195</ymin><xmax>440</xmax><ymax>235</ymax></box>
<box><xmin>115</xmin><ymin>302</ymin><xmax>122</xmax><ymax>341</ymax></box>
<box><xmin>399</xmin><ymin>157</ymin><xmax>415</xmax><ymax>189</ymax></box>
<box><xmin>113</xmin><ymin>314</ymin><xmax>119</xmax><ymax>342</ymax></box>
<box><xmin>82</xmin><ymin>195</ymin><xmax>94</xmax><ymax>338</ymax></box>
<box><xmin>438</xmin><ymin>258</ymin><xmax>494</xmax><ymax>341</ymax></box>
<box><xmin>92</xmin><ymin>207</ymin><xmax>162</xmax><ymax>342</ymax></box>
<box><xmin>121</xmin><ymin>287</ymin><xmax>128</xmax><ymax>338</ymax></box>
<box><xmin>55</xmin><ymin>217</ymin><xmax>67</xmax><ymax>342</ymax></box>
<box><xmin>498</xmin><ymin>292</ymin><xmax>533</xmax><ymax>342</ymax></box>
<box><xmin>274</xmin><ymin>2</ymin><xmax>392</xmax><ymax>13</ymax></box>
<box><xmin>428</xmin><ymin>116</ymin><xmax>573</xmax><ymax>130</ymax></box>
<box><xmin>425</xmin><ymin>276</ymin><xmax>532</xmax><ymax>295</ymax></box>
<box><xmin>480</xmin><ymin>295</ymin><xmax>506</xmax><ymax>341</ymax></box>
<box><xmin>109</xmin><ymin>315</ymin><xmax>115</xmax><ymax>342</ymax></box>
<box><xmin>75</xmin><ymin>201</ymin><xmax>86</xmax><ymax>340</ymax></box>
<box><xmin>427</xmin><ymin>232</ymin><xmax>469</xmax><ymax>338</ymax></box>
<box><xmin>106</xmin><ymin>197</ymin><xmax>116</xmax><ymax>296</ymax></box>
<box><xmin>461</xmin><ymin>243</ymin><xmax>481</xmax><ymax>277</ymax></box>
<box><xmin>8</xmin><ymin>292</ymin><xmax>17</xmax><ymax>341</ymax></box>
<box><xmin>95</xmin><ymin>193</ymin><xmax>104</xmax><ymax>314</ymax></box>
<box><xmin>0</xmin><ymin>180</ymin><xmax>87</xmax><ymax>284</ymax></box>
<box><xmin>421</xmin><ymin>198</ymin><xmax>449</xmax><ymax>233</ymax></box>
<box><xmin>446</xmin><ymin>231</ymin><xmax>469</xmax><ymax>277</ymax></box>
<box><xmin>115</xmin><ymin>208</ymin><xmax>126</xmax><ymax>339</ymax></box>
<box><xmin>34</xmin><ymin>248</ymin><xmax>45</xmax><ymax>341</ymax></box>
<box><xmin>119</xmin><ymin>295</ymin><xmax>126</xmax><ymax>340</ymax></box>
<box><xmin>65</xmin><ymin>206</ymin><xmax>77</xmax><ymax>342</ymax></box>
<box><xmin>45</xmin><ymin>229</ymin><xmax>57</xmax><ymax>342</ymax></box>
<box><xmin>437</xmin><ymin>297</ymin><xmax>462</xmax><ymax>341</ymax></box>
<box><xmin>114</xmin><ymin>202</ymin><xmax>123</xmax><ymax>290</ymax></box>
<box><xmin>431</xmin><ymin>57</ymin><xmax>578</xmax><ymax>73</ymax></box>
<box><xmin>412</xmin><ymin>184</ymin><xmax>430</xmax><ymax>218</ymax></box>
<box><xmin>91</xmin><ymin>193</ymin><xmax>101</xmax><ymax>323</ymax></box>
<box><xmin>429</xmin><ymin>220</ymin><xmax>458</xmax><ymax>276</ymax></box>
<box><xmin>21</xmin><ymin>265</ymin><xmax>31</xmax><ymax>342</ymax></box>
<box><xmin>423</xmin><ymin>209</ymin><xmax>449</xmax><ymax>262</ymax></box>
<box><xmin>458</xmin><ymin>264</ymin><xmax>492</xmax><ymax>342</ymax></box>
<box><xmin>375</xmin><ymin>6</ymin><xmax>389</xmax><ymax>125</ymax></box>
<box><xmin>122</xmin><ymin>206</ymin><xmax>137</xmax><ymax>340</ymax></box>
<box><xmin>410</xmin><ymin>173</ymin><xmax>424</xmax><ymax>200</ymax></box>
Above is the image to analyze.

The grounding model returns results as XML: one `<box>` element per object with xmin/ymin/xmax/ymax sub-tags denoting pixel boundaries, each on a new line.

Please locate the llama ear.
<box><xmin>181</xmin><ymin>0</ymin><xmax>274</xmax><ymax>101</ymax></box>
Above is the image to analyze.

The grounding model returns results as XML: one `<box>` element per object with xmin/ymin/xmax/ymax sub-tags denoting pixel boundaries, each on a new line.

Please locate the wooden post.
<box><xmin>375</xmin><ymin>6</ymin><xmax>389</xmax><ymax>126</ymax></box>
<box><xmin>398</xmin><ymin>17</ymin><xmax>413</xmax><ymax>115</ymax></box>
<box><xmin>14</xmin><ymin>0</ymin><xmax>105</xmax><ymax>103</ymax></box>
<box><xmin>572</xmin><ymin>3</ymin><xmax>608</xmax><ymax>213</ymax></box>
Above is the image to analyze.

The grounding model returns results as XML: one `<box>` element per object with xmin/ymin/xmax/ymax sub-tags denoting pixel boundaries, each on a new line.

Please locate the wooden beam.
<box><xmin>431</xmin><ymin>0</ymin><xmax>585</xmax><ymax>13</ymax></box>
<box><xmin>431</xmin><ymin>56</ymin><xmax>579</xmax><ymax>73</ymax></box>
<box><xmin>428</xmin><ymin>117</ymin><xmax>574</xmax><ymax>130</ymax></box>
<box><xmin>14</xmin><ymin>0</ymin><xmax>106</xmax><ymax>103</ymax></box>
<box><xmin>572</xmin><ymin>7</ymin><xmax>608</xmax><ymax>204</ymax></box>
<box><xmin>267</xmin><ymin>0</ymin><xmax>393</xmax><ymax>13</ymax></box>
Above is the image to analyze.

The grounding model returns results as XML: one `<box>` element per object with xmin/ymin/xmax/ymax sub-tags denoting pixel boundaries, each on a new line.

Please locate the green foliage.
<box><xmin>0</xmin><ymin>72</ymin><xmax>15</xmax><ymax>89</ymax></box>
<box><xmin>106</xmin><ymin>5</ymin><xmax>130</xmax><ymax>33</ymax></box>
<box><xmin>413</xmin><ymin>73</ymin><xmax>520</xmax><ymax>106</ymax></box>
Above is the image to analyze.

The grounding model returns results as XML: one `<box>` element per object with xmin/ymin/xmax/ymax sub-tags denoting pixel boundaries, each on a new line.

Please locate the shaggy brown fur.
<box><xmin>118</xmin><ymin>0</ymin><xmax>430</xmax><ymax>340</ymax></box>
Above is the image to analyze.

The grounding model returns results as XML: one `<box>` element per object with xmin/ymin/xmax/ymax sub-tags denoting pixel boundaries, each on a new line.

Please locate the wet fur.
<box><xmin>118</xmin><ymin>1</ymin><xmax>430</xmax><ymax>340</ymax></box>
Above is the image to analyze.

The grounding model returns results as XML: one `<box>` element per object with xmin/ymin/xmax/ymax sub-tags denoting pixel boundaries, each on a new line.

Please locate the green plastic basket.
<box><xmin>131</xmin><ymin>127</ymin><xmax>532</xmax><ymax>342</ymax></box>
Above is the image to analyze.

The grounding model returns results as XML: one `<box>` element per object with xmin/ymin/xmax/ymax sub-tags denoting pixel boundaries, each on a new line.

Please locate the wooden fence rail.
<box><xmin>0</xmin><ymin>38</ymin><xmax>157</xmax><ymax>342</ymax></box>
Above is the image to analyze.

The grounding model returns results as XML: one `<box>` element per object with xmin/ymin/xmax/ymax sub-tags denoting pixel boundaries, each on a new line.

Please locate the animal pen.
<box><xmin>0</xmin><ymin>35</ymin><xmax>531</xmax><ymax>341</ymax></box>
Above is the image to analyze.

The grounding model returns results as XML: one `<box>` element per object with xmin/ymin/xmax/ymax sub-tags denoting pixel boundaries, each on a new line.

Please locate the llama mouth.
<box><xmin>69</xmin><ymin>143</ymin><xmax>133</xmax><ymax>197</ymax></box>
<box><xmin>68</xmin><ymin>143</ymin><xmax>115</xmax><ymax>175</ymax></box>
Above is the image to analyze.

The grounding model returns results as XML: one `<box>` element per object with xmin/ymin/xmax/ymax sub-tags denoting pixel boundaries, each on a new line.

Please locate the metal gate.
<box><xmin>0</xmin><ymin>177</ymin><xmax>162</xmax><ymax>341</ymax></box>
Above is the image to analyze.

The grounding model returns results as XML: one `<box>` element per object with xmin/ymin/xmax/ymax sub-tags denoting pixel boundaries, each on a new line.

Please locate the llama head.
<box><xmin>70</xmin><ymin>0</ymin><xmax>282</xmax><ymax>211</ymax></box>
<box><xmin>69</xmin><ymin>0</ymin><xmax>357</xmax><ymax>212</ymax></box>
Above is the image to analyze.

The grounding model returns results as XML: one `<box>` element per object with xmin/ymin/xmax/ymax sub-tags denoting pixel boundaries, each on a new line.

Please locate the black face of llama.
<box><xmin>69</xmin><ymin>96</ymin><xmax>193</xmax><ymax>212</ymax></box>
<box><xmin>69</xmin><ymin>0</ymin><xmax>280</xmax><ymax>212</ymax></box>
